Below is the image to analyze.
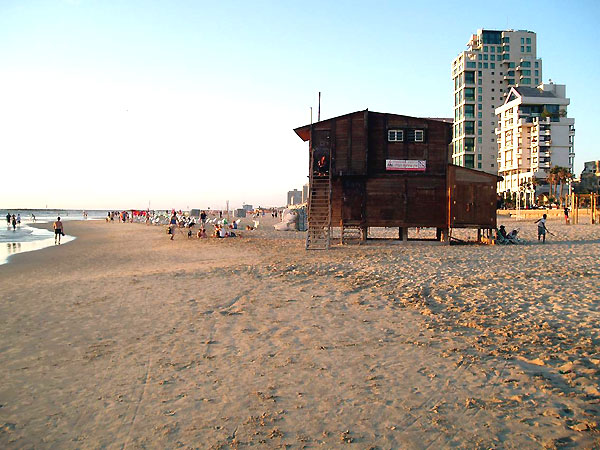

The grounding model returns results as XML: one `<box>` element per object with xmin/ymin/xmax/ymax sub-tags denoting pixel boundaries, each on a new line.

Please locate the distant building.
<box><xmin>302</xmin><ymin>183</ymin><xmax>309</xmax><ymax>203</ymax></box>
<box><xmin>242</xmin><ymin>204</ymin><xmax>253</xmax><ymax>211</ymax></box>
<box><xmin>578</xmin><ymin>161</ymin><xmax>600</xmax><ymax>193</ymax></box>
<box><xmin>452</xmin><ymin>29</ymin><xmax>543</xmax><ymax>173</ymax></box>
<box><xmin>287</xmin><ymin>189</ymin><xmax>302</xmax><ymax>206</ymax></box>
<box><xmin>495</xmin><ymin>82</ymin><xmax>575</xmax><ymax>199</ymax></box>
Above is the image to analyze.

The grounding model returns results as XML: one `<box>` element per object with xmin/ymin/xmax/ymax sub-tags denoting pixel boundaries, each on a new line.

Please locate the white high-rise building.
<box><xmin>495</xmin><ymin>83</ymin><xmax>575</xmax><ymax>199</ymax></box>
<box><xmin>451</xmin><ymin>29</ymin><xmax>542</xmax><ymax>173</ymax></box>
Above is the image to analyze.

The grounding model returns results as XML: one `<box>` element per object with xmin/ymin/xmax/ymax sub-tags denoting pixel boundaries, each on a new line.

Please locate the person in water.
<box><xmin>53</xmin><ymin>217</ymin><xmax>64</xmax><ymax>244</ymax></box>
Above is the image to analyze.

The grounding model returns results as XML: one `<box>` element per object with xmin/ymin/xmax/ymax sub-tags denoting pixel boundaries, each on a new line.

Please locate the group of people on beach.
<box><xmin>497</xmin><ymin>213</ymin><xmax>551</xmax><ymax>244</ymax></box>
<box><xmin>5</xmin><ymin>213</ymin><xmax>21</xmax><ymax>230</ymax></box>
<box><xmin>166</xmin><ymin>210</ymin><xmax>240</xmax><ymax>240</ymax></box>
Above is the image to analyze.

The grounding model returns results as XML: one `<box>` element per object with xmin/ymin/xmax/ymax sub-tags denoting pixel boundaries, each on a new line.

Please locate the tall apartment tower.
<box><xmin>451</xmin><ymin>29</ymin><xmax>543</xmax><ymax>173</ymax></box>
<box><xmin>495</xmin><ymin>83</ymin><xmax>575</xmax><ymax>199</ymax></box>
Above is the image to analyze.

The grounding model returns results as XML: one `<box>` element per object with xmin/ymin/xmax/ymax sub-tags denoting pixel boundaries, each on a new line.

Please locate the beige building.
<box><xmin>578</xmin><ymin>161</ymin><xmax>600</xmax><ymax>193</ymax></box>
<box><xmin>452</xmin><ymin>29</ymin><xmax>542</xmax><ymax>173</ymax></box>
<box><xmin>495</xmin><ymin>83</ymin><xmax>575</xmax><ymax>200</ymax></box>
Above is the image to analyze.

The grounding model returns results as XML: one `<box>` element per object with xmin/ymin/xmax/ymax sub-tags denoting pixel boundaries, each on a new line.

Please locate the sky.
<box><xmin>1</xmin><ymin>0</ymin><xmax>598</xmax><ymax>210</ymax></box>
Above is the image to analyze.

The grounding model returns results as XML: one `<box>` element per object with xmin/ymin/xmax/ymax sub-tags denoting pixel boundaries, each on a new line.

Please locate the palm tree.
<box><xmin>546</xmin><ymin>167</ymin><xmax>558</xmax><ymax>201</ymax></box>
<box><xmin>557</xmin><ymin>167</ymin><xmax>574</xmax><ymax>206</ymax></box>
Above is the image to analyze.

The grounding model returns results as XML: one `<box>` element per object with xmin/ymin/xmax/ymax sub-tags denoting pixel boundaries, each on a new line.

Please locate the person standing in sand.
<box><xmin>535</xmin><ymin>213</ymin><xmax>549</xmax><ymax>243</ymax></box>
<box><xmin>53</xmin><ymin>217</ymin><xmax>64</xmax><ymax>244</ymax></box>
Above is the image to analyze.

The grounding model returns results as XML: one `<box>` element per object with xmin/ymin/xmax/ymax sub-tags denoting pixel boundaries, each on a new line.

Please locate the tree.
<box><xmin>557</xmin><ymin>166</ymin><xmax>574</xmax><ymax>206</ymax></box>
<box><xmin>546</xmin><ymin>167</ymin><xmax>559</xmax><ymax>200</ymax></box>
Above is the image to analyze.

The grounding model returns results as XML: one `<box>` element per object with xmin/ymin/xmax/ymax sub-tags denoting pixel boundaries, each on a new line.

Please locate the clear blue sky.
<box><xmin>1</xmin><ymin>0</ymin><xmax>598</xmax><ymax>209</ymax></box>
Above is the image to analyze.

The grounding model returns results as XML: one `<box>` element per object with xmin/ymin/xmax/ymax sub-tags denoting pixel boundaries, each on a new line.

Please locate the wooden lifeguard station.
<box><xmin>294</xmin><ymin>110</ymin><xmax>499</xmax><ymax>249</ymax></box>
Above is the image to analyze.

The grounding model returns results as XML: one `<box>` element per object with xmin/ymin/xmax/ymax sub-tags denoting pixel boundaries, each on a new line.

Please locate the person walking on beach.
<box><xmin>16</xmin><ymin>214</ymin><xmax>21</xmax><ymax>226</ymax></box>
<box><xmin>564</xmin><ymin>206</ymin><xmax>570</xmax><ymax>225</ymax></box>
<box><xmin>6</xmin><ymin>212</ymin><xmax>11</xmax><ymax>225</ymax></box>
<box><xmin>11</xmin><ymin>214</ymin><xmax>16</xmax><ymax>230</ymax></box>
<box><xmin>169</xmin><ymin>212</ymin><xmax>178</xmax><ymax>240</ymax></box>
<box><xmin>53</xmin><ymin>217</ymin><xmax>64</xmax><ymax>244</ymax></box>
<box><xmin>535</xmin><ymin>213</ymin><xmax>549</xmax><ymax>243</ymax></box>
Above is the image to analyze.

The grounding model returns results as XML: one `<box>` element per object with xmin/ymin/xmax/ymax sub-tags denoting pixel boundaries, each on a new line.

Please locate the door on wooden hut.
<box><xmin>312</xmin><ymin>129</ymin><xmax>331</xmax><ymax>177</ymax></box>
<box><xmin>449</xmin><ymin>166</ymin><xmax>497</xmax><ymax>228</ymax></box>
<box><xmin>342</xmin><ymin>179</ymin><xmax>365</xmax><ymax>225</ymax></box>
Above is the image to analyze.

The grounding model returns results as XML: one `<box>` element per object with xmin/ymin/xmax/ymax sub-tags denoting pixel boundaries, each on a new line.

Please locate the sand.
<box><xmin>0</xmin><ymin>216</ymin><xmax>598</xmax><ymax>448</ymax></box>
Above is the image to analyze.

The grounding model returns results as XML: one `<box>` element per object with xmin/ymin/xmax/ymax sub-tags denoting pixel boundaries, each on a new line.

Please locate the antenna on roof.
<box><xmin>318</xmin><ymin>92</ymin><xmax>321</xmax><ymax>122</ymax></box>
<box><xmin>310</xmin><ymin>107</ymin><xmax>313</xmax><ymax>125</ymax></box>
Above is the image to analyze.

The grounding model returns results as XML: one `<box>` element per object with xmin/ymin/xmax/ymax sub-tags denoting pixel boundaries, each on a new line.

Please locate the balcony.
<box><xmin>539</xmin><ymin>140</ymin><xmax>551</xmax><ymax>146</ymax></box>
<box><xmin>539</xmin><ymin>151</ymin><xmax>550</xmax><ymax>157</ymax></box>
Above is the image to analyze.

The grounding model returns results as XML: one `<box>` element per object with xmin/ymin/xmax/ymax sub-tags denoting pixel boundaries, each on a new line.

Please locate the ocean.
<box><xmin>0</xmin><ymin>209</ymin><xmax>107</xmax><ymax>265</ymax></box>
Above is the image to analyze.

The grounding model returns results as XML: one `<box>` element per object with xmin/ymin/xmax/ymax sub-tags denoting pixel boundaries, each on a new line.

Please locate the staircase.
<box><xmin>306</xmin><ymin>177</ymin><xmax>331</xmax><ymax>250</ymax></box>
<box><xmin>341</xmin><ymin>220</ymin><xmax>363</xmax><ymax>244</ymax></box>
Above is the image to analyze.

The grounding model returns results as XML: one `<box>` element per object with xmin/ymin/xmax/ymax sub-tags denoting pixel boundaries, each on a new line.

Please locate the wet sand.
<box><xmin>0</xmin><ymin>217</ymin><xmax>598</xmax><ymax>448</ymax></box>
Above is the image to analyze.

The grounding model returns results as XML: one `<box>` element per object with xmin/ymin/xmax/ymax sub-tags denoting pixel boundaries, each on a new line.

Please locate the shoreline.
<box><xmin>1</xmin><ymin>218</ymin><xmax>599</xmax><ymax>448</ymax></box>
<box><xmin>0</xmin><ymin>222</ymin><xmax>77</xmax><ymax>266</ymax></box>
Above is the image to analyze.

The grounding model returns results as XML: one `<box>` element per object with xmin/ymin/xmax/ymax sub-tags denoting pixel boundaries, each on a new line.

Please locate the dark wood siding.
<box><xmin>448</xmin><ymin>165</ymin><xmax>497</xmax><ymax>228</ymax></box>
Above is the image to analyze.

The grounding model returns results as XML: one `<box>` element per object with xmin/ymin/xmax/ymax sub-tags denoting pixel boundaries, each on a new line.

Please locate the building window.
<box><xmin>521</xmin><ymin>78</ymin><xmax>531</xmax><ymax>84</ymax></box>
<box><xmin>466</xmin><ymin>62</ymin><xmax>476</xmax><ymax>68</ymax></box>
<box><xmin>414</xmin><ymin>130</ymin><xmax>424</xmax><ymax>142</ymax></box>
<box><xmin>388</xmin><ymin>130</ymin><xmax>403</xmax><ymax>142</ymax></box>
<box><xmin>535</xmin><ymin>61</ymin><xmax>539</xmax><ymax>68</ymax></box>
<box><xmin>465</xmin><ymin>71</ymin><xmax>475</xmax><ymax>84</ymax></box>
<box><xmin>526</xmin><ymin>37</ymin><xmax>531</xmax><ymax>44</ymax></box>
<box><xmin>483</xmin><ymin>46</ymin><xmax>488</xmax><ymax>52</ymax></box>
<box><xmin>521</xmin><ymin>38</ymin><xmax>525</xmax><ymax>44</ymax></box>
<box><xmin>491</xmin><ymin>63</ymin><xmax>495</xmax><ymax>69</ymax></box>
<box><xmin>526</xmin><ymin>46</ymin><xmax>531</xmax><ymax>52</ymax></box>
<box><xmin>521</xmin><ymin>46</ymin><xmax>525</xmax><ymax>52</ymax></box>
<box><xmin>522</xmin><ymin>61</ymin><xmax>531</xmax><ymax>68</ymax></box>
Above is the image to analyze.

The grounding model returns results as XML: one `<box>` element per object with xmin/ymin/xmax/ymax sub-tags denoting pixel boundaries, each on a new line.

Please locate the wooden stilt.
<box><xmin>401</xmin><ymin>227</ymin><xmax>408</xmax><ymax>242</ymax></box>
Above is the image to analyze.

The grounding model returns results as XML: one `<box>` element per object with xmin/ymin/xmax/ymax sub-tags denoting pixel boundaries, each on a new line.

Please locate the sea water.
<box><xmin>0</xmin><ymin>209</ymin><xmax>106</xmax><ymax>265</ymax></box>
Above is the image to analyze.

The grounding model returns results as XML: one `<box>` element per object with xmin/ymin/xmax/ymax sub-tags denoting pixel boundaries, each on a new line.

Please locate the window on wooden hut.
<box><xmin>388</xmin><ymin>130</ymin><xmax>404</xmax><ymax>142</ymax></box>
<box><xmin>414</xmin><ymin>130</ymin><xmax>424</xmax><ymax>142</ymax></box>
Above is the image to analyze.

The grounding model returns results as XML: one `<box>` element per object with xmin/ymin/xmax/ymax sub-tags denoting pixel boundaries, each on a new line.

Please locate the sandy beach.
<box><xmin>1</xmin><ymin>217</ymin><xmax>598</xmax><ymax>448</ymax></box>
